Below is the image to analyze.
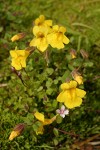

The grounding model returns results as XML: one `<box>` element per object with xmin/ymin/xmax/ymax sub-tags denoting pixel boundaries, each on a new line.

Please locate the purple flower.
<box><xmin>56</xmin><ymin>105</ymin><xmax>69</xmax><ymax>118</ymax></box>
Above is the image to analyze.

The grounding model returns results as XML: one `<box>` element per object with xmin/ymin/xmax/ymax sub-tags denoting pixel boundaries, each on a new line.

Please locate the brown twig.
<box><xmin>56</xmin><ymin>128</ymin><xmax>79</xmax><ymax>137</ymax></box>
<box><xmin>72</xmin><ymin>134</ymin><xmax>100</xmax><ymax>149</ymax></box>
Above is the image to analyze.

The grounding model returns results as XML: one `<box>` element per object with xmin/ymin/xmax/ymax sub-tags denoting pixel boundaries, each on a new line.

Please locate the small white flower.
<box><xmin>56</xmin><ymin>105</ymin><xmax>69</xmax><ymax>118</ymax></box>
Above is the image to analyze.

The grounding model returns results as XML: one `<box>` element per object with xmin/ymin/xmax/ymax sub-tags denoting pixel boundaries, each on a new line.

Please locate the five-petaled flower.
<box><xmin>10</xmin><ymin>49</ymin><xmax>30</xmax><ymax>70</ymax></box>
<box><xmin>56</xmin><ymin>105</ymin><xmax>69</xmax><ymax>118</ymax></box>
<box><xmin>34</xmin><ymin>111</ymin><xmax>57</xmax><ymax>135</ymax></box>
<box><xmin>30</xmin><ymin>26</ymin><xmax>50</xmax><ymax>52</ymax></box>
<box><xmin>47</xmin><ymin>25</ymin><xmax>69</xmax><ymax>49</ymax></box>
<box><xmin>57</xmin><ymin>80</ymin><xmax>86</xmax><ymax>109</ymax></box>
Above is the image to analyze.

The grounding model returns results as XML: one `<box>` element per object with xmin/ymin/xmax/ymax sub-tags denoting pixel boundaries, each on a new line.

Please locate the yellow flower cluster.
<box><xmin>30</xmin><ymin>15</ymin><xmax>69</xmax><ymax>52</ymax></box>
<box><xmin>10</xmin><ymin>15</ymin><xmax>69</xmax><ymax>70</ymax></box>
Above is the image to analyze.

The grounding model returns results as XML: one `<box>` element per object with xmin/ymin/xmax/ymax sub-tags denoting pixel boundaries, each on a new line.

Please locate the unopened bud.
<box><xmin>9</xmin><ymin>123</ymin><xmax>25</xmax><ymax>141</ymax></box>
<box><xmin>71</xmin><ymin>69</ymin><xmax>83</xmax><ymax>85</ymax></box>
<box><xmin>70</xmin><ymin>49</ymin><xmax>77</xmax><ymax>59</ymax></box>
<box><xmin>11</xmin><ymin>33</ymin><xmax>26</xmax><ymax>42</ymax></box>
<box><xmin>80</xmin><ymin>49</ymin><xmax>88</xmax><ymax>59</ymax></box>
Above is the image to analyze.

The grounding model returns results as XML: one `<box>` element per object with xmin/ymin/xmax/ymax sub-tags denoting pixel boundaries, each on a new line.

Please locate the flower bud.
<box><xmin>9</xmin><ymin>123</ymin><xmax>25</xmax><ymax>141</ymax></box>
<box><xmin>70</xmin><ymin>49</ymin><xmax>77</xmax><ymax>59</ymax></box>
<box><xmin>71</xmin><ymin>69</ymin><xmax>83</xmax><ymax>85</ymax></box>
<box><xmin>11</xmin><ymin>33</ymin><xmax>26</xmax><ymax>42</ymax></box>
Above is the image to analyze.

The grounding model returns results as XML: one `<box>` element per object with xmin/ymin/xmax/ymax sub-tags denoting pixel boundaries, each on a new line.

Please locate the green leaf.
<box><xmin>56</xmin><ymin>115</ymin><xmax>63</xmax><ymax>124</ymax></box>
<box><xmin>23</xmin><ymin>113</ymin><xmax>34</xmax><ymax>125</ymax></box>
<box><xmin>46</xmin><ymin>68</ymin><xmax>54</xmax><ymax>75</ymax></box>
<box><xmin>53</xmin><ymin>128</ymin><xmax>59</xmax><ymax>137</ymax></box>
<box><xmin>53</xmin><ymin>138</ymin><xmax>58</xmax><ymax>146</ymax></box>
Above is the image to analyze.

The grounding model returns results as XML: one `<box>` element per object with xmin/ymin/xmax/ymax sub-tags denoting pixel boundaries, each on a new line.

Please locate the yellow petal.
<box><xmin>34</xmin><ymin>15</ymin><xmax>45</xmax><ymax>26</ymax></box>
<box><xmin>39</xmin><ymin>15</ymin><xmax>45</xmax><ymax>21</ymax></box>
<box><xmin>30</xmin><ymin>38</ymin><xmax>38</xmax><ymax>47</ymax></box>
<box><xmin>43</xmin><ymin>119</ymin><xmax>53</xmax><ymax>125</ymax></box>
<box><xmin>34</xmin><ymin>112</ymin><xmax>44</xmax><ymax>122</ymax></box>
<box><xmin>47</xmin><ymin>33</ymin><xmax>57</xmax><ymax>43</ymax></box>
<box><xmin>20</xmin><ymin>58</ymin><xmax>26</xmax><ymax>68</ymax></box>
<box><xmin>43</xmin><ymin>116</ymin><xmax>56</xmax><ymax>125</ymax></box>
<box><xmin>59</xmin><ymin>26</ymin><xmax>66</xmax><ymax>33</ymax></box>
<box><xmin>33</xmin><ymin>26</ymin><xmax>40</xmax><ymax>36</ymax></box>
<box><xmin>11</xmin><ymin>59</ymin><xmax>22</xmax><ymax>70</ymax></box>
<box><xmin>10</xmin><ymin>51</ymin><xmax>18</xmax><ymax>58</ymax></box>
<box><xmin>55</xmin><ymin>42</ymin><xmax>64</xmax><ymax>49</ymax></box>
<box><xmin>57</xmin><ymin>91</ymin><xmax>68</xmax><ymax>102</ymax></box>
<box><xmin>37</xmin><ymin>38</ymin><xmax>48</xmax><ymax>52</ymax></box>
<box><xmin>25</xmin><ymin>50</ymin><xmax>30</xmax><ymax>58</ymax></box>
<box><xmin>15</xmin><ymin>50</ymin><xmax>25</xmax><ymax>56</ymax></box>
<box><xmin>69</xmin><ymin>88</ymin><xmax>77</xmax><ymax>101</ymax></box>
<box><xmin>63</xmin><ymin>35</ymin><xmax>70</xmax><ymax>44</ymax></box>
<box><xmin>61</xmin><ymin>81</ymin><xmax>77</xmax><ymax>90</ymax></box>
<box><xmin>45</xmin><ymin>20</ymin><xmax>52</xmax><ymax>26</ymax></box>
<box><xmin>53</xmin><ymin>25</ymin><xmax>59</xmax><ymax>31</ymax></box>
<box><xmin>64</xmin><ymin>97</ymin><xmax>82</xmax><ymax>109</ymax></box>
<box><xmin>76</xmin><ymin>88</ymin><xmax>86</xmax><ymax>98</ymax></box>
<box><xmin>47</xmin><ymin>33</ymin><xmax>64</xmax><ymax>49</ymax></box>
<box><xmin>33</xmin><ymin>26</ymin><xmax>49</xmax><ymax>36</ymax></box>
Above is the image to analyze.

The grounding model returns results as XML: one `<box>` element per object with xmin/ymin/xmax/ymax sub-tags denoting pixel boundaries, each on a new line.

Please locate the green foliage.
<box><xmin>0</xmin><ymin>0</ymin><xmax>100</xmax><ymax>149</ymax></box>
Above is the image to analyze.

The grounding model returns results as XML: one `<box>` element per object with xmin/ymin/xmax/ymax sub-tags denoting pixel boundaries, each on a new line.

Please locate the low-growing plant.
<box><xmin>8</xmin><ymin>15</ymin><xmax>87</xmax><ymax>142</ymax></box>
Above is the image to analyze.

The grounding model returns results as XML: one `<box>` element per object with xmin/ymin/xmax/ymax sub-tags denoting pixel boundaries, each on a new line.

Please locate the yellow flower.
<box><xmin>71</xmin><ymin>70</ymin><xmax>83</xmax><ymax>85</ymax></box>
<box><xmin>30</xmin><ymin>26</ymin><xmax>49</xmax><ymax>52</ymax></box>
<box><xmin>47</xmin><ymin>25</ymin><xmax>69</xmax><ymax>49</ymax></box>
<box><xmin>10</xmin><ymin>49</ymin><xmax>30</xmax><ymax>70</ymax></box>
<box><xmin>9</xmin><ymin>123</ymin><xmax>25</xmax><ymax>141</ymax></box>
<box><xmin>34</xmin><ymin>15</ymin><xmax>52</xmax><ymax>27</ymax></box>
<box><xmin>11</xmin><ymin>33</ymin><xmax>26</xmax><ymax>42</ymax></box>
<box><xmin>34</xmin><ymin>112</ymin><xmax>56</xmax><ymax>135</ymax></box>
<box><xmin>57</xmin><ymin>81</ymin><xmax>86</xmax><ymax>109</ymax></box>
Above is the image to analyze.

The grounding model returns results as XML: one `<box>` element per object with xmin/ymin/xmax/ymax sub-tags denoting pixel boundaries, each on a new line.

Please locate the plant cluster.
<box><xmin>9</xmin><ymin>15</ymin><xmax>87</xmax><ymax>141</ymax></box>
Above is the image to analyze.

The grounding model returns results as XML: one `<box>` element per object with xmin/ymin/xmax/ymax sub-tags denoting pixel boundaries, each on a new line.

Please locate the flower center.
<box><xmin>60</xmin><ymin>109</ymin><xmax>65</xmax><ymax>114</ymax></box>
<box><xmin>37</xmin><ymin>32</ymin><xmax>45</xmax><ymax>38</ymax></box>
